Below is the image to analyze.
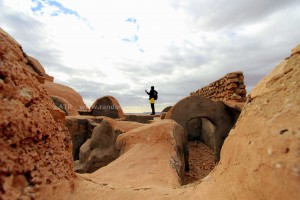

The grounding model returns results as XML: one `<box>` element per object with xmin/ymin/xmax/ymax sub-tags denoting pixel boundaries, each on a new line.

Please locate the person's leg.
<box><xmin>151</xmin><ymin>103</ymin><xmax>155</xmax><ymax>115</ymax></box>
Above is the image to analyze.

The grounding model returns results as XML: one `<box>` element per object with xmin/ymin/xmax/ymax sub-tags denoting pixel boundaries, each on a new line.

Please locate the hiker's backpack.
<box><xmin>154</xmin><ymin>91</ymin><xmax>158</xmax><ymax>100</ymax></box>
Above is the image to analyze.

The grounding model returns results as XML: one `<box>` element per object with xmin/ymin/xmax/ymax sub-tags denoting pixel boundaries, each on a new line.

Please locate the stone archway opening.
<box><xmin>183</xmin><ymin>117</ymin><xmax>217</xmax><ymax>185</ymax></box>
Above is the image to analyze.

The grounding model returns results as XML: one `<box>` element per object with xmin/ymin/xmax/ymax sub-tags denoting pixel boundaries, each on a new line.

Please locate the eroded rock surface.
<box><xmin>26</xmin><ymin>55</ymin><xmax>54</xmax><ymax>82</ymax></box>
<box><xmin>73</xmin><ymin>118</ymin><xmax>147</xmax><ymax>173</ymax></box>
<box><xmin>188</xmin><ymin>44</ymin><xmax>300</xmax><ymax>200</ymax></box>
<box><xmin>66</xmin><ymin>116</ymin><xmax>103</xmax><ymax>160</ymax></box>
<box><xmin>45</xmin><ymin>81</ymin><xmax>88</xmax><ymax>111</ymax></box>
<box><xmin>160</xmin><ymin>106</ymin><xmax>172</xmax><ymax>119</ymax></box>
<box><xmin>165</xmin><ymin>96</ymin><xmax>234</xmax><ymax>161</ymax></box>
<box><xmin>81</xmin><ymin>119</ymin><xmax>187</xmax><ymax>188</ymax></box>
<box><xmin>0</xmin><ymin>28</ymin><xmax>75</xmax><ymax>199</ymax></box>
<box><xmin>124</xmin><ymin>114</ymin><xmax>155</xmax><ymax>123</ymax></box>
<box><xmin>65</xmin><ymin>45</ymin><xmax>300</xmax><ymax>200</ymax></box>
<box><xmin>51</xmin><ymin>95</ymin><xmax>79</xmax><ymax>116</ymax></box>
<box><xmin>2</xmin><ymin>26</ymin><xmax>299</xmax><ymax>200</ymax></box>
<box><xmin>90</xmin><ymin>96</ymin><xmax>125</xmax><ymax>118</ymax></box>
<box><xmin>75</xmin><ymin>119</ymin><xmax>121</xmax><ymax>173</ymax></box>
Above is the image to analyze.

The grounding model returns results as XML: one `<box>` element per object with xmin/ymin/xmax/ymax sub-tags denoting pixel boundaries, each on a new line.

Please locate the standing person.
<box><xmin>145</xmin><ymin>86</ymin><xmax>158</xmax><ymax>115</ymax></box>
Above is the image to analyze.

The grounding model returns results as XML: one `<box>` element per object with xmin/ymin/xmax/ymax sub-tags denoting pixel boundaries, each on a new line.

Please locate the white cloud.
<box><xmin>1</xmin><ymin>0</ymin><xmax>300</xmax><ymax>112</ymax></box>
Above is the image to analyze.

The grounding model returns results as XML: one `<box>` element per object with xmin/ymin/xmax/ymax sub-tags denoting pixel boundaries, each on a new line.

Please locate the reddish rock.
<box><xmin>73</xmin><ymin>118</ymin><xmax>146</xmax><ymax>173</ymax></box>
<box><xmin>291</xmin><ymin>44</ymin><xmax>300</xmax><ymax>56</ymax></box>
<box><xmin>81</xmin><ymin>120</ymin><xmax>187</xmax><ymax>188</ymax></box>
<box><xmin>161</xmin><ymin>106</ymin><xmax>172</xmax><ymax>112</ymax></box>
<box><xmin>75</xmin><ymin>119</ymin><xmax>121</xmax><ymax>173</ymax></box>
<box><xmin>50</xmin><ymin>95</ymin><xmax>79</xmax><ymax>116</ymax></box>
<box><xmin>90</xmin><ymin>96</ymin><xmax>125</xmax><ymax>118</ymax></box>
<box><xmin>66</xmin><ymin>116</ymin><xmax>102</xmax><ymax>160</ymax></box>
<box><xmin>160</xmin><ymin>106</ymin><xmax>172</xmax><ymax>119</ymax></box>
<box><xmin>184</xmin><ymin>44</ymin><xmax>300</xmax><ymax>200</ymax></box>
<box><xmin>44</xmin><ymin>47</ymin><xmax>300</xmax><ymax>200</ymax></box>
<box><xmin>66</xmin><ymin>116</ymin><xmax>145</xmax><ymax>162</ymax></box>
<box><xmin>160</xmin><ymin>112</ymin><xmax>167</xmax><ymax>119</ymax></box>
<box><xmin>2</xmin><ymin>26</ymin><xmax>299</xmax><ymax>200</ymax></box>
<box><xmin>44</xmin><ymin>81</ymin><xmax>88</xmax><ymax>111</ymax></box>
<box><xmin>50</xmin><ymin>106</ymin><xmax>66</xmax><ymax>124</ymax></box>
<box><xmin>26</xmin><ymin>55</ymin><xmax>54</xmax><ymax>82</ymax></box>
<box><xmin>183</xmin><ymin>141</ymin><xmax>216</xmax><ymax>185</ymax></box>
<box><xmin>0</xmin><ymin>28</ymin><xmax>75</xmax><ymax>199</ymax></box>
<box><xmin>124</xmin><ymin>114</ymin><xmax>155</xmax><ymax>123</ymax></box>
<box><xmin>165</xmin><ymin>96</ymin><xmax>235</xmax><ymax>162</ymax></box>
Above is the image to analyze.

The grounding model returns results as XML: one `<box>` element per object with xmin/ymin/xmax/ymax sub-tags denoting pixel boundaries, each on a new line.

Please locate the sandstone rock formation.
<box><xmin>162</xmin><ymin>106</ymin><xmax>172</xmax><ymax>112</ymax></box>
<box><xmin>60</xmin><ymin>45</ymin><xmax>300</xmax><ymax>200</ymax></box>
<box><xmin>187</xmin><ymin>44</ymin><xmax>300</xmax><ymax>200</ymax></box>
<box><xmin>124</xmin><ymin>114</ymin><xmax>155</xmax><ymax>123</ymax></box>
<box><xmin>74</xmin><ymin>118</ymin><xmax>148</xmax><ymax>173</ymax></box>
<box><xmin>160</xmin><ymin>106</ymin><xmax>172</xmax><ymax>119</ymax></box>
<box><xmin>191</xmin><ymin>71</ymin><xmax>247</xmax><ymax>102</ymax></box>
<box><xmin>75</xmin><ymin>119</ymin><xmax>121</xmax><ymax>173</ymax></box>
<box><xmin>26</xmin><ymin>55</ymin><xmax>54</xmax><ymax>82</ymax></box>
<box><xmin>66</xmin><ymin>115</ymin><xmax>146</xmax><ymax>161</ymax></box>
<box><xmin>90</xmin><ymin>96</ymin><xmax>125</xmax><ymax>118</ymax></box>
<box><xmin>165</xmin><ymin>96</ymin><xmax>234</xmax><ymax>161</ymax></box>
<box><xmin>185</xmin><ymin>117</ymin><xmax>202</xmax><ymax>140</ymax></box>
<box><xmin>44</xmin><ymin>81</ymin><xmax>88</xmax><ymax>111</ymax></box>
<box><xmin>51</xmin><ymin>95</ymin><xmax>79</xmax><ymax>116</ymax></box>
<box><xmin>0</xmin><ymin>28</ymin><xmax>75</xmax><ymax>199</ymax></box>
<box><xmin>2</xmin><ymin>26</ymin><xmax>299</xmax><ymax>200</ymax></box>
<box><xmin>65</xmin><ymin>116</ymin><xmax>103</xmax><ymax>160</ymax></box>
<box><xmin>117</xmin><ymin>120</ymin><xmax>187</xmax><ymax>181</ymax></box>
<box><xmin>81</xmin><ymin>119</ymin><xmax>187</xmax><ymax>187</ymax></box>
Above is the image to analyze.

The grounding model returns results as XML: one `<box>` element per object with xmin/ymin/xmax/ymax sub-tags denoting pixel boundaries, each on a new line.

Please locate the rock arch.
<box><xmin>165</xmin><ymin>96</ymin><xmax>234</xmax><ymax>161</ymax></box>
<box><xmin>186</xmin><ymin>116</ymin><xmax>217</xmax><ymax>151</ymax></box>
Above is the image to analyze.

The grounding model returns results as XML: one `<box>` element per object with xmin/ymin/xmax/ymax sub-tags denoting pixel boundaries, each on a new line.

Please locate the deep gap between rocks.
<box><xmin>183</xmin><ymin>141</ymin><xmax>216</xmax><ymax>185</ymax></box>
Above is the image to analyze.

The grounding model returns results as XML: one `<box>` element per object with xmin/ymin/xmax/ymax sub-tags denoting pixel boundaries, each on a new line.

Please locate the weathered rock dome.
<box><xmin>45</xmin><ymin>81</ymin><xmax>88</xmax><ymax>111</ymax></box>
<box><xmin>90</xmin><ymin>96</ymin><xmax>125</xmax><ymax>118</ymax></box>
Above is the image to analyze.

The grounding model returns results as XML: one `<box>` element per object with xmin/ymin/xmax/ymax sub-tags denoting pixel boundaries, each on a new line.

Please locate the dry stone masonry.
<box><xmin>191</xmin><ymin>71</ymin><xmax>247</xmax><ymax>102</ymax></box>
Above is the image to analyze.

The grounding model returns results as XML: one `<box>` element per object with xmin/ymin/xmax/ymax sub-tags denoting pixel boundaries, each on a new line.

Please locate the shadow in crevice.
<box><xmin>186</xmin><ymin>117</ymin><xmax>217</xmax><ymax>151</ymax></box>
<box><xmin>182</xmin><ymin>141</ymin><xmax>216</xmax><ymax>185</ymax></box>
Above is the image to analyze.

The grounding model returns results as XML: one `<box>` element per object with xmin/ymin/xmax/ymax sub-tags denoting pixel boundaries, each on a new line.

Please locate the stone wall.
<box><xmin>190</xmin><ymin>71</ymin><xmax>247</xmax><ymax>102</ymax></box>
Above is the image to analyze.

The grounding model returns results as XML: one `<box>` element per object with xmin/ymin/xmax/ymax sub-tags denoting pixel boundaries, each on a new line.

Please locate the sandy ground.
<box><xmin>183</xmin><ymin>141</ymin><xmax>216</xmax><ymax>185</ymax></box>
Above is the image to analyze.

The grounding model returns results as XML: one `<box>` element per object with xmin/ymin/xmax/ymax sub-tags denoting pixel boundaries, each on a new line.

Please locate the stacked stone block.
<box><xmin>190</xmin><ymin>71</ymin><xmax>247</xmax><ymax>102</ymax></box>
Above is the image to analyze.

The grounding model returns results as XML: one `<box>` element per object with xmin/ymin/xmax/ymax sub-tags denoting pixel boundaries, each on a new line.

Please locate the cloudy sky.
<box><xmin>1</xmin><ymin>0</ymin><xmax>299</xmax><ymax>113</ymax></box>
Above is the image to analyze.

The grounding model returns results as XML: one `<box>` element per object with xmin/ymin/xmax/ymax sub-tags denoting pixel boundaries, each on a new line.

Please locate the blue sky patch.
<box><xmin>122</xmin><ymin>17</ymin><xmax>143</xmax><ymax>52</ymax></box>
<box><xmin>122</xmin><ymin>34</ymin><xmax>139</xmax><ymax>43</ymax></box>
<box><xmin>31</xmin><ymin>0</ymin><xmax>80</xmax><ymax>17</ymax></box>
<box><xmin>125</xmin><ymin>17</ymin><xmax>137</xmax><ymax>23</ymax></box>
<box><xmin>31</xmin><ymin>0</ymin><xmax>44</xmax><ymax>13</ymax></box>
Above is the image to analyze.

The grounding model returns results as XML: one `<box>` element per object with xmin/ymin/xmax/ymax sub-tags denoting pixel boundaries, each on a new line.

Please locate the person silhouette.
<box><xmin>145</xmin><ymin>86</ymin><xmax>158</xmax><ymax>115</ymax></box>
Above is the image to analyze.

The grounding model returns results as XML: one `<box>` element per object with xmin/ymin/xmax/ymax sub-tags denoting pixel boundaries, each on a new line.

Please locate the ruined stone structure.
<box><xmin>165</xmin><ymin>96</ymin><xmax>234</xmax><ymax>162</ymax></box>
<box><xmin>191</xmin><ymin>71</ymin><xmax>247</xmax><ymax>102</ymax></box>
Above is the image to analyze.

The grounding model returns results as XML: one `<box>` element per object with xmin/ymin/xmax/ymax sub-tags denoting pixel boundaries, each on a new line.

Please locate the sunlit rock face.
<box><xmin>90</xmin><ymin>96</ymin><xmax>125</xmax><ymax>118</ymax></box>
<box><xmin>0</xmin><ymin>28</ymin><xmax>75</xmax><ymax>199</ymax></box>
